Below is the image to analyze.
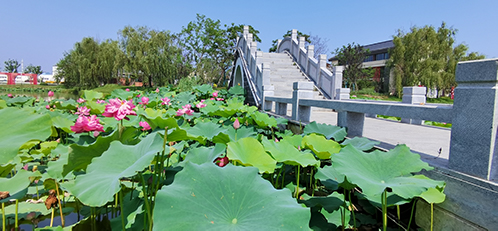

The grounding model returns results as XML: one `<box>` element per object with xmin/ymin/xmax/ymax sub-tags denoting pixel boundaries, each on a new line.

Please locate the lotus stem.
<box><xmin>275</xmin><ymin>166</ymin><xmax>283</xmax><ymax>188</ymax></box>
<box><xmin>36</xmin><ymin>184</ymin><xmax>39</xmax><ymax>199</ymax></box>
<box><xmin>15</xmin><ymin>199</ymin><xmax>18</xmax><ymax>228</ymax></box>
<box><xmin>349</xmin><ymin>190</ymin><xmax>356</xmax><ymax>229</ymax></box>
<box><xmin>382</xmin><ymin>190</ymin><xmax>388</xmax><ymax>231</ymax></box>
<box><xmin>2</xmin><ymin>202</ymin><xmax>6</xmax><ymax>231</ymax></box>
<box><xmin>281</xmin><ymin>164</ymin><xmax>285</xmax><ymax>189</ymax></box>
<box><xmin>120</xmin><ymin>190</ymin><xmax>125</xmax><ymax>231</ymax></box>
<box><xmin>340</xmin><ymin>205</ymin><xmax>345</xmax><ymax>231</ymax></box>
<box><xmin>431</xmin><ymin>203</ymin><xmax>434</xmax><ymax>231</ymax></box>
<box><xmin>50</xmin><ymin>207</ymin><xmax>55</xmax><ymax>227</ymax></box>
<box><xmin>114</xmin><ymin>193</ymin><xmax>118</xmax><ymax>218</ymax></box>
<box><xmin>55</xmin><ymin>182</ymin><xmax>65</xmax><ymax>227</ymax></box>
<box><xmin>295</xmin><ymin>165</ymin><xmax>300</xmax><ymax>198</ymax></box>
<box><xmin>407</xmin><ymin>198</ymin><xmax>416</xmax><ymax>230</ymax></box>
<box><xmin>139</xmin><ymin>172</ymin><xmax>153</xmax><ymax>230</ymax></box>
<box><xmin>119</xmin><ymin>120</ymin><xmax>124</xmax><ymax>140</ymax></box>
<box><xmin>397</xmin><ymin>204</ymin><xmax>401</xmax><ymax>221</ymax></box>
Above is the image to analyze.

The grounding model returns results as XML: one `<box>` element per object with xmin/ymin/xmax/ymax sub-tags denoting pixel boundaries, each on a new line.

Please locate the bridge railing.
<box><xmin>277</xmin><ymin>29</ymin><xmax>343</xmax><ymax>99</ymax></box>
<box><xmin>263</xmin><ymin>58</ymin><xmax>498</xmax><ymax>183</ymax></box>
<box><xmin>233</xmin><ymin>26</ymin><xmax>276</xmax><ymax>107</ymax></box>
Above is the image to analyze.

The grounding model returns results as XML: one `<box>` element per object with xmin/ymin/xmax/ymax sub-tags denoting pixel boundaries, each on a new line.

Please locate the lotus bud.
<box><xmin>233</xmin><ymin>118</ymin><xmax>240</xmax><ymax>129</ymax></box>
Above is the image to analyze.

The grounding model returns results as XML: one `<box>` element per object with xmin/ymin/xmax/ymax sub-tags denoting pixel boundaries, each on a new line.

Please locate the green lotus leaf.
<box><xmin>227</xmin><ymin>137</ymin><xmax>276</xmax><ymax>173</ymax></box>
<box><xmin>228</xmin><ymin>85</ymin><xmax>244</xmax><ymax>95</ymax></box>
<box><xmin>213</xmin><ymin>126</ymin><xmax>257</xmax><ymax>143</ymax></box>
<box><xmin>31</xmin><ymin>141</ymin><xmax>59</xmax><ymax>156</ymax></box>
<box><xmin>49</xmin><ymin>111</ymin><xmax>75</xmax><ymax>133</ymax></box>
<box><xmin>7</xmin><ymin>96</ymin><xmax>33</xmax><ymax>107</ymax></box>
<box><xmin>173</xmin><ymin>91</ymin><xmax>196</xmax><ymax>105</ymax></box>
<box><xmin>0</xmin><ymin>107</ymin><xmax>53</xmax><ymax>165</ymax></box>
<box><xmin>300</xmin><ymin>192</ymin><xmax>345</xmax><ymax>213</ymax></box>
<box><xmin>64</xmin><ymin>133</ymin><xmax>164</xmax><ymax>207</ymax></box>
<box><xmin>315</xmin><ymin>165</ymin><xmax>346</xmax><ymax>191</ymax></box>
<box><xmin>0</xmin><ymin>99</ymin><xmax>6</xmax><ymax>109</ymax></box>
<box><xmin>0</xmin><ymin>170</ymin><xmax>36</xmax><ymax>202</ymax></box>
<box><xmin>86</xmin><ymin>100</ymin><xmax>106</xmax><ymax>114</ymax></box>
<box><xmin>341</xmin><ymin>137</ymin><xmax>380</xmax><ymax>151</ymax></box>
<box><xmin>186</xmin><ymin>121</ymin><xmax>227</xmax><ymax>141</ymax></box>
<box><xmin>303</xmin><ymin>121</ymin><xmax>347</xmax><ymax>141</ymax></box>
<box><xmin>82</xmin><ymin>90</ymin><xmax>104</xmax><ymax>101</ymax></box>
<box><xmin>111</xmin><ymin>89</ymin><xmax>134</xmax><ymax>100</ymax></box>
<box><xmin>0</xmin><ymin>199</ymin><xmax>54</xmax><ymax>224</ymax></box>
<box><xmin>333</xmin><ymin>145</ymin><xmax>441</xmax><ymax>200</ymax></box>
<box><xmin>301</xmin><ymin>134</ymin><xmax>341</xmax><ymax>159</ymax></box>
<box><xmin>282</xmin><ymin>134</ymin><xmax>303</xmax><ymax>148</ymax></box>
<box><xmin>46</xmin><ymin>148</ymin><xmax>70</xmax><ymax>179</ymax></box>
<box><xmin>322</xmin><ymin>206</ymin><xmax>350</xmax><ymax>228</ymax></box>
<box><xmin>418</xmin><ymin>179</ymin><xmax>446</xmax><ymax>204</ymax></box>
<box><xmin>53</xmin><ymin>99</ymin><xmax>77</xmax><ymax>110</ymax></box>
<box><xmin>110</xmin><ymin>191</ymin><xmax>144</xmax><ymax>231</ymax></box>
<box><xmin>251</xmin><ymin>111</ymin><xmax>278</xmax><ymax>128</ymax></box>
<box><xmin>153</xmin><ymin>162</ymin><xmax>310</xmax><ymax>230</ymax></box>
<box><xmin>143</xmin><ymin>108</ymin><xmax>179</xmax><ymax>130</ymax></box>
<box><xmin>184</xmin><ymin>143</ymin><xmax>227</xmax><ymax>165</ymax></box>
<box><xmin>193</xmin><ymin>84</ymin><xmax>213</xmax><ymax>95</ymax></box>
<box><xmin>63</xmin><ymin>130</ymin><xmax>119</xmax><ymax>176</ymax></box>
<box><xmin>262</xmin><ymin>137</ymin><xmax>319</xmax><ymax>167</ymax></box>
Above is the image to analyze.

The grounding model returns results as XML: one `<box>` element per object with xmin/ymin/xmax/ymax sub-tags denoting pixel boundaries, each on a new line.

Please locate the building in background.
<box><xmin>329</xmin><ymin>40</ymin><xmax>394</xmax><ymax>93</ymax></box>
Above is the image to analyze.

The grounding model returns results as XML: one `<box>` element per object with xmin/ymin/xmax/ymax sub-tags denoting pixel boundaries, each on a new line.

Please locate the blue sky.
<box><xmin>1</xmin><ymin>0</ymin><xmax>496</xmax><ymax>73</ymax></box>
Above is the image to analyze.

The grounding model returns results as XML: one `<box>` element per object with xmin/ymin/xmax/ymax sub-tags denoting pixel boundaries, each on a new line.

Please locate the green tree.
<box><xmin>179</xmin><ymin>14</ymin><xmax>251</xmax><ymax>86</ymax></box>
<box><xmin>387</xmin><ymin>22</ymin><xmax>485</xmax><ymax>96</ymax></box>
<box><xmin>56</xmin><ymin>37</ymin><xmax>125</xmax><ymax>88</ymax></box>
<box><xmin>119</xmin><ymin>26</ymin><xmax>187</xmax><ymax>87</ymax></box>
<box><xmin>334</xmin><ymin>43</ymin><xmax>372</xmax><ymax>91</ymax></box>
<box><xmin>4</xmin><ymin>59</ymin><xmax>20</xmax><ymax>73</ymax></box>
<box><xmin>24</xmin><ymin>64</ymin><xmax>43</xmax><ymax>75</ymax></box>
<box><xmin>268</xmin><ymin>30</ymin><xmax>310</xmax><ymax>53</ymax></box>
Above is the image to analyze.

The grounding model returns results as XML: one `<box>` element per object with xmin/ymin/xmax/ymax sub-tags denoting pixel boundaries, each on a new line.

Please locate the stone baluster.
<box><xmin>291</xmin><ymin>82</ymin><xmax>314</xmax><ymax>122</ymax></box>
<box><xmin>401</xmin><ymin>86</ymin><xmax>426</xmax><ymax>124</ymax></box>
<box><xmin>449</xmin><ymin>58</ymin><xmax>498</xmax><ymax>181</ymax></box>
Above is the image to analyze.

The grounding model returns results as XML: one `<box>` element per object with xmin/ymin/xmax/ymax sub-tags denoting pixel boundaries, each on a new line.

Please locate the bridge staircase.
<box><xmin>230</xmin><ymin>27</ymin><xmax>344</xmax><ymax>110</ymax></box>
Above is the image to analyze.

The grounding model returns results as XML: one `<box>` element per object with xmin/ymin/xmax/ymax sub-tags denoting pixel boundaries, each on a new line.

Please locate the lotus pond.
<box><xmin>0</xmin><ymin>84</ymin><xmax>445</xmax><ymax>231</ymax></box>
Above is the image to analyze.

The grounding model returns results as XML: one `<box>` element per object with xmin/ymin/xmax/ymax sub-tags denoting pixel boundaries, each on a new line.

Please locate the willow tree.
<box><xmin>119</xmin><ymin>26</ymin><xmax>187</xmax><ymax>87</ymax></box>
<box><xmin>56</xmin><ymin>37</ymin><xmax>124</xmax><ymax>88</ymax></box>
<box><xmin>387</xmin><ymin>22</ymin><xmax>485</xmax><ymax>97</ymax></box>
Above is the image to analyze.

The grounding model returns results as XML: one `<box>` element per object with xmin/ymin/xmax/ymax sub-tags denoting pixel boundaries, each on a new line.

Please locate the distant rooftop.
<box><xmin>363</xmin><ymin>40</ymin><xmax>394</xmax><ymax>53</ymax></box>
<box><xmin>329</xmin><ymin>40</ymin><xmax>394</xmax><ymax>61</ymax></box>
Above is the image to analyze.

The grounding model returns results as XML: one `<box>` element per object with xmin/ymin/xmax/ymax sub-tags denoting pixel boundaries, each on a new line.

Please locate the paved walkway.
<box><xmin>309</xmin><ymin>109</ymin><xmax>451</xmax><ymax>167</ymax></box>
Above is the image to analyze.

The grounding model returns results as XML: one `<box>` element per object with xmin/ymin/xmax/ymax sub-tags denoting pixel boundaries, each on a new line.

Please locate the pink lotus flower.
<box><xmin>161</xmin><ymin>97</ymin><xmax>171</xmax><ymax>106</ymax></box>
<box><xmin>7</xmin><ymin>93</ymin><xmax>13</xmax><ymax>98</ymax></box>
<box><xmin>196</xmin><ymin>100</ymin><xmax>206</xmax><ymax>108</ymax></box>
<box><xmin>45</xmin><ymin>105</ymin><xmax>50</xmax><ymax>109</ymax></box>
<box><xmin>77</xmin><ymin>98</ymin><xmax>86</xmax><ymax>103</ymax></box>
<box><xmin>176</xmin><ymin>104</ymin><xmax>194</xmax><ymax>116</ymax></box>
<box><xmin>96</xmin><ymin>99</ymin><xmax>106</xmax><ymax>104</ymax></box>
<box><xmin>48</xmin><ymin>91</ymin><xmax>54</xmax><ymax>97</ymax></box>
<box><xmin>102</xmin><ymin>98</ymin><xmax>137</xmax><ymax>121</ymax></box>
<box><xmin>155</xmin><ymin>88</ymin><xmax>160</xmax><ymax>93</ymax></box>
<box><xmin>215</xmin><ymin>156</ymin><xmax>229</xmax><ymax>167</ymax></box>
<box><xmin>125</xmin><ymin>88</ymin><xmax>130</xmax><ymax>92</ymax></box>
<box><xmin>212</xmin><ymin>91</ymin><xmax>218</xmax><ymax>97</ymax></box>
<box><xmin>93</xmin><ymin>131</ymin><xmax>100</xmax><ymax>137</ymax></box>
<box><xmin>139</xmin><ymin>96</ymin><xmax>149</xmax><ymax>105</ymax></box>
<box><xmin>139</xmin><ymin>121</ymin><xmax>151</xmax><ymax>131</ymax></box>
<box><xmin>71</xmin><ymin>115</ymin><xmax>105</xmax><ymax>133</ymax></box>
<box><xmin>75</xmin><ymin>106</ymin><xmax>91</xmax><ymax>116</ymax></box>
<box><xmin>210</xmin><ymin>98</ymin><xmax>215</xmax><ymax>100</ymax></box>
<box><xmin>233</xmin><ymin>118</ymin><xmax>240</xmax><ymax>129</ymax></box>
<box><xmin>216</xmin><ymin>98</ymin><xmax>224</xmax><ymax>101</ymax></box>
